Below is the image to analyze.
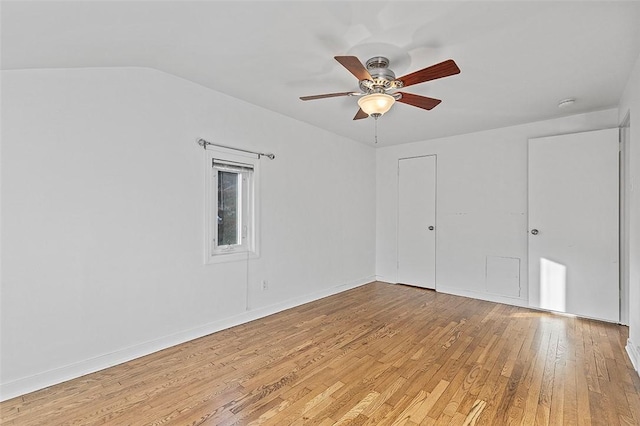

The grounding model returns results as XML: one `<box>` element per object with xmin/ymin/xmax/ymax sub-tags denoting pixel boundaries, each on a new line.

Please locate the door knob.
<box><xmin>531</xmin><ymin>229</ymin><xmax>539</xmax><ymax>235</ymax></box>
<box><xmin>428</xmin><ymin>226</ymin><xmax>435</xmax><ymax>231</ymax></box>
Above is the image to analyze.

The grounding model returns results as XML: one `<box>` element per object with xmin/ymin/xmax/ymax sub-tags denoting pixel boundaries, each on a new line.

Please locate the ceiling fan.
<box><xmin>300</xmin><ymin>56</ymin><xmax>460</xmax><ymax>120</ymax></box>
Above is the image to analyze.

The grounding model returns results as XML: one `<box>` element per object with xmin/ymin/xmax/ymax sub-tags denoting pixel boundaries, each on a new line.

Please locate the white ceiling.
<box><xmin>2</xmin><ymin>1</ymin><xmax>640</xmax><ymax>146</ymax></box>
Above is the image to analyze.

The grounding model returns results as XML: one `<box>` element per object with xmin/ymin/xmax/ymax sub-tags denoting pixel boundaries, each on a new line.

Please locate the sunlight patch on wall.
<box><xmin>540</xmin><ymin>258</ymin><xmax>567</xmax><ymax>313</ymax></box>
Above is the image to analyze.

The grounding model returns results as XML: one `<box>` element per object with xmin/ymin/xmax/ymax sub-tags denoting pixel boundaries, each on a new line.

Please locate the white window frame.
<box><xmin>205</xmin><ymin>149</ymin><xmax>260</xmax><ymax>264</ymax></box>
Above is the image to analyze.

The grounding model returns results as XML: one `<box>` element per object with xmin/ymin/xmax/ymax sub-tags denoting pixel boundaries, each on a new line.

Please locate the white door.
<box><xmin>397</xmin><ymin>155</ymin><xmax>436</xmax><ymax>289</ymax></box>
<box><xmin>528</xmin><ymin>129</ymin><xmax>619</xmax><ymax>322</ymax></box>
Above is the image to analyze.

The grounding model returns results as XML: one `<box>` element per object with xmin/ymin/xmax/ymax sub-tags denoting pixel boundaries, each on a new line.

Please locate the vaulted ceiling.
<box><xmin>2</xmin><ymin>1</ymin><xmax>640</xmax><ymax>146</ymax></box>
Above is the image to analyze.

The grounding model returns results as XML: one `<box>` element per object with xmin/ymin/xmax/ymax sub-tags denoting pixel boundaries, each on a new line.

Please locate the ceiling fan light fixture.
<box><xmin>357</xmin><ymin>93</ymin><xmax>395</xmax><ymax>117</ymax></box>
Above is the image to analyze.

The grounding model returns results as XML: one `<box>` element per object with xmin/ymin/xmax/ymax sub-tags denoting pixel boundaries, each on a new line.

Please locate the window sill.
<box><xmin>206</xmin><ymin>251</ymin><xmax>259</xmax><ymax>265</ymax></box>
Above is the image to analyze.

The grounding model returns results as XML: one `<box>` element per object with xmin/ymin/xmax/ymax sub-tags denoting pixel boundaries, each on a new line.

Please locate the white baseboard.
<box><xmin>0</xmin><ymin>275</ymin><xmax>374</xmax><ymax>402</ymax></box>
<box><xmin>377</xmin><ymin>281</ymin><xmax>529</xmax><ymax>308</ymax></box>
<box><xmin>437</xmin><ymin>285</ymin><xmax>625</xmax><ymax>324</ymax></box>
<box><xmin>436</xmin><ymin>285</ymin><xmax>529</xmax><ymax>308</ymax></box>
<box><xmin>627</xmin><ymin>339</ymin><xmax>640</xmax><ymax>374</ymax></box>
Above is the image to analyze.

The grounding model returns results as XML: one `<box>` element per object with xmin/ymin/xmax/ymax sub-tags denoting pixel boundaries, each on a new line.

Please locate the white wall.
<box><xmin>619</xmin><ymin>51</ymin><xmax>640</xmax><ymax>372</ymax></box>
<box><xmin>376</xmin><ymin>109</ymin><xmax>619</xmax><ymax>307</ymax></box>
<box><xmin>0</xmin><ymin>67</ymin><xmax>376</xmax><ymax>400</ymax></box>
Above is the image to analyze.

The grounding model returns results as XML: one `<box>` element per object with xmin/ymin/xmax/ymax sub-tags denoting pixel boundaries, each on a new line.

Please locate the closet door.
<box><xmin>397</xmin><ymin>155</ymin><xmax>436</xmax><ymax>289</ymax></box>
<box><xmin>528</xmin><ymin>129</ymin><xmax>619</xmax><ymax>322</ymax></box>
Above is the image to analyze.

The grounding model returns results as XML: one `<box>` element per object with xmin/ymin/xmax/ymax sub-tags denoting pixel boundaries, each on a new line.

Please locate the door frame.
<box><xmin>396</xmin><ymin>154</ymin><xmax>437</xmax><ymax>289</ymax></box>
<box><xmin>620</xmin><ymin>111</ymin><xmax>631</xmax><ymax>325</ymax></box>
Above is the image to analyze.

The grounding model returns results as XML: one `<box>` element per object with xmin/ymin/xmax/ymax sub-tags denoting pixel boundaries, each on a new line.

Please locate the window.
<box><xmin>205</xmin><ymin>151</ymin><xmax>259</xmax><ymax>263</ymax></box>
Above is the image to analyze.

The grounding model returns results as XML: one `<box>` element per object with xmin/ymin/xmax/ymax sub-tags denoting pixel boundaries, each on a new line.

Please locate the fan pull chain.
<box><xmin>374</xmin><ymin>116</ymin><xmax>378</xmax><ymax>144</ymax></box>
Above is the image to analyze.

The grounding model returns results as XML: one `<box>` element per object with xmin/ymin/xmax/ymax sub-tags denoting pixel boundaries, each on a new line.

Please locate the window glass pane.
<box><xmin>217</xmin><ymin>171</ymin><xmax>240</xmax><ymax>246</ymax></box>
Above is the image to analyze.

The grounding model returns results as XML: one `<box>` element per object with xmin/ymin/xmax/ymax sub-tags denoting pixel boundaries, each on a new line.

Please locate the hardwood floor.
<box><xmin>2</xmin><ymin>282</ymin><xmax>640</xmax><ymax>425</ymax></box>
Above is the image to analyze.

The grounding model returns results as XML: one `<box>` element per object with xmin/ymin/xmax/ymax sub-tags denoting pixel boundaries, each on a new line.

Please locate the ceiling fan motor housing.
<box><xmin>360</xmin><ymin>56</ymin><xmax>403</xmax><ymax>93</ymax></box>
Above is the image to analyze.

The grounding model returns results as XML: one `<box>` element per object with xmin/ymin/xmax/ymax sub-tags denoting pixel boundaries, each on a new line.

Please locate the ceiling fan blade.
<box><xmin>300</xmin><ymin>92</ymin><xmax>356</xmax><ymax>101</ymax></box>
<box><xmin>396</xmin><ymin>92</ymin><xmax>442</xmax><ymax>110</ymax></box>
<box><xmin>334</xmin><ymin>56</ymin><xmax>372</xmax><ymax>81</ymax></box>
<box><xmin>398</xmin><ymin>59</ymin><xmax>460</xmax><ymax>88</ymax></box>
<box><xmin>353</xmin><ymin>108</ymin><xmax>369</xmax><ymax>120</ymax></box>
